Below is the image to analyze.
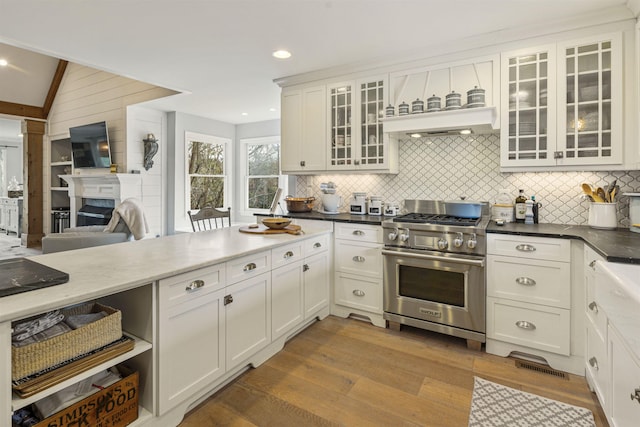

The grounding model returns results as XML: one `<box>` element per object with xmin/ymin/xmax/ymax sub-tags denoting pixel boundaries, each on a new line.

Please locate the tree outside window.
<box><xmin>186</xmin><ymin>133</ymin><xmax>229</xmax><ymax>210</ymax></box>
<box><xmin>241</xmin><ymin>137</ymin><xmax>286</xmax><ymax>215</ymax></box>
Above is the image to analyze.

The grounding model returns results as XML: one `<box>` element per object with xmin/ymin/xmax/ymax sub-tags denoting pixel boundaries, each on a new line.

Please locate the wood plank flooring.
<box><xmin>180</xmin><ymin>316</ymin><xmax>608</xmax><ymax>427</ymax></box>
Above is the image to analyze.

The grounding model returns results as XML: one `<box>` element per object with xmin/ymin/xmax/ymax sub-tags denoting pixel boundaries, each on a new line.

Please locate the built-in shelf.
<box><xmin>12</xmin><ymin>333</ymin><xmax>152</xmax><ymax>409</ymax></box>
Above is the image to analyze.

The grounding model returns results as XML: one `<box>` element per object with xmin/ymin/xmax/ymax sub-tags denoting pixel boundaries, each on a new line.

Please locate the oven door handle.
<box><xmin>381</xmin><ymin>249</ymin><xmax>485</xmax><ymax>267</ymax></box>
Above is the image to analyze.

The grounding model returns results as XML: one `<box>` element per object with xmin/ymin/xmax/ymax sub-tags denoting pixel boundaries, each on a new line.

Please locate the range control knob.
<box><xmin>388</xmin><ymin>228</ymin><xmax>399</xmax><ymax>241</ymax></box>
<box><xmin>437</xmin><ymin>237</ymin><xmax>448</xmax><ymax>250</ymax></box>
<box><xmin>399</xmin><ymin>229</ymin><xmax>410</xmax><ymax>242</ymax></box>
<box><xmin>453</xmin><ymin>232</ymin><xmax>464</xmax><ymax>248</ymax></box>
<box><xmin>467</xmin><ymin>233</ymin><xmax>477</xmax><ymax>249</ymax></box>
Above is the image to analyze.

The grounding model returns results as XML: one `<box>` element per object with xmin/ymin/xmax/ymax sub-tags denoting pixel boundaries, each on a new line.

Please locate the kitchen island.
<box><xmin>1</xmin><ymin>223</ymin><xmax>333</xmax><ymax>427</ymax></box>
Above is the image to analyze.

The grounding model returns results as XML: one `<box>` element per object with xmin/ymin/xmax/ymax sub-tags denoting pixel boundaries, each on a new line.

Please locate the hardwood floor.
<box><xmin>180</xmin><ymin>316</ymin><xmax>608</xmax><ymax>427</ymax></box>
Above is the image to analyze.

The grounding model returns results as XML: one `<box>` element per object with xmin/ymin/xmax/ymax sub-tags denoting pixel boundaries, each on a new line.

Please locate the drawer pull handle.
<box><xmin>589</xmin><ymin>259</ymin><xmax>597</xmax><ymax>269</ymax></box>
<box><xmin>313</xmin><ymin>242</ymin><xmax>322</xmax><ymax>248</ymax></box>
<box><xmin>353</xmin><ymin>230</ymin><xmax>365</xmax><ymax>236</ymax></box>
<box><xmin>515</xmin><ymin>277</ymin><xmax>536</xmax><ymax>286</ymax></box>
<box><xmin>515</xmin><ymin>244</ymin><xmax>536</xmax><ymax>252</ymax></box>
<box><xmin>353</xmin><ymin>256</ymin><xmax>365</xmax><ymax>263</ymax></box>
<box><xmin>243</xmin><ymin>262</ymin><xmax>257</xmax><ymax>272</ymax></box>
<box><xmin>588</xmin><ymin>301</ymin><xmax>598</xmax><ymax>314</ymax></box>
<box><xmin>185</xmin><ymin>279</ymin><xmax>205</xmax><ymax>291</ymax></box>
<box><xmin>284</xmin><ymin>251</ymin><xmax>294</xmax><ymax>259</ymax></box>
<box><xmin>353</xmin><ymin>289</ymin><xmax>365</xmax><ymax>297</ymax></box>
<box><xmin>589</xmin><ymin>357</ymin><xmax>599</xmax><ymax>371</ymax></box>
<box><xmin>631</xmin><ymin>388</ymin><xmax>640</xmax><ymax>404</ymax></box>
<box><xmin>224</xmin><ymin>295</ymin><xmax>233</xmax><ymax>306</ymax></box>
<box><xmin>515</xmin><ymin>320</ymin><xmax>536</xmax><ymax>330</ymax></box>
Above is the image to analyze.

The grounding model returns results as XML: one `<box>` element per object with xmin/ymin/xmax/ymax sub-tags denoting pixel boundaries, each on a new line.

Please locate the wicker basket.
<box><xmin>12</xmin><ymin>302</ymin><xmax>122</xmax><ymax>381</ymax></box>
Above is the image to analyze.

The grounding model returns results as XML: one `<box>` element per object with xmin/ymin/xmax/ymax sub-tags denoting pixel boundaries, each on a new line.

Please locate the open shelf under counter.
<box><xmin>11</xmin><ymin>332</ymin><xmax>152</xmax><ymax>410</ymax></box>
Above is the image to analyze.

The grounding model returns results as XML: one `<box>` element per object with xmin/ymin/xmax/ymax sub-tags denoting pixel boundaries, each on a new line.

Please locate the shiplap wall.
<box><xmin>44</xmin><ymin>63</ymin><xmax>177</xmax><ymax>235</ymax></box>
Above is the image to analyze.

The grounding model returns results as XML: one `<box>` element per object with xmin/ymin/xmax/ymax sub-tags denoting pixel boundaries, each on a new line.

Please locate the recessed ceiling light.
<box><xmin>241</xmin><ymin>112</ymin><xmax>248</xmax><ymax>116</ymax></box>
<box><xmin>0</xmin><ymin>59</ymin><xmax>8</xmax><ymax>67</ymax></box>
<box><xmin>460</xmin><ymin>129</ymin><xmax>472</xmax><ymax>135</ymax></box>
<box><xmin>18</xmin><ymin>133</ymin><xmax>23</xmax><ymax>137</ymax></box>
<box><xmin>269</xmin><ymin>108</ymin><xmax>277</xmax><ymax>112</ymax></box>
<box><xmin>410</xmin><ymin>133</ymin><xmax>422</xmax><ymax>138</ymax></box>
<box><xmin>272</xmin><ymin>50</ymin><xmax>291</xmax><ymax>59</ymax></box>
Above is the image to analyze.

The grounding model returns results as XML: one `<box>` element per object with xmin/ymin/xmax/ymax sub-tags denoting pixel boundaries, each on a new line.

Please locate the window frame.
<box><xmin>185</xmin><ymin>131</ymin><xmax>232</xmax><ymax>213</ymax></box>
<box><xmin>239</xmin><ymin>136</ymin><xmax>286</xmax><ymax>217</ymax></box>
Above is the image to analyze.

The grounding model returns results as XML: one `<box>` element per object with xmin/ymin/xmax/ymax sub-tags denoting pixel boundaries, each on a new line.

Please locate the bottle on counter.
<box><xmin>531</xmin><ymin>195</ymin><xmax>540</xmax><ymax>224</ymax></box>
<box><xmin>515</xmin><ymin>189</ymin><xmax>527</xmax><ymax>223</ymax></box>
<box><xmin>524</xmin><ymin>200</ymin><xmax>534</xmax><ymax>224</ymax></box>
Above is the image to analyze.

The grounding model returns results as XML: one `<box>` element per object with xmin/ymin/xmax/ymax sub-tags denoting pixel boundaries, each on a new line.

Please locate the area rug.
<box><xmin>468</xmin><ymin>377</ymin><xmax>596</xmax><ymax>427</ymax></box>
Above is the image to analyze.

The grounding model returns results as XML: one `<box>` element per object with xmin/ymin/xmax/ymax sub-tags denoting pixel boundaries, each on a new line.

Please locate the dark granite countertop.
<box><xmin>487</xmin><ymin>222</ymin><xmax>640</xmax><ymax>264</ymax></box>
<box><xmin>256</xmin><ymin>212</ymin><xmax>640</xmax><ymax>264</ymax></box>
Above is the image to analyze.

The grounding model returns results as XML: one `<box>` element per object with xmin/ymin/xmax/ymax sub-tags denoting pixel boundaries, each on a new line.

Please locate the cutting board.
<box><xmin>239</xmin><ymin>224</ymin><xmax>302</xmax><ymax>235</ymax></box>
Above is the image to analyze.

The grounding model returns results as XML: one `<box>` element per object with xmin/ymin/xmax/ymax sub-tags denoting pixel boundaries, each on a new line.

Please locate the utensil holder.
<box><xmin>588</xmin><ymin>202</ymin><xmax>617</xmax><ymax>230</ymax></box>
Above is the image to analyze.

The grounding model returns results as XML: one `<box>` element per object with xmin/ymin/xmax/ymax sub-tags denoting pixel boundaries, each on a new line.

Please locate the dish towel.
<box><xmin>105</xmin><ymin>198</ymin><xmax>149</xmax><ymax>240</ymax></box>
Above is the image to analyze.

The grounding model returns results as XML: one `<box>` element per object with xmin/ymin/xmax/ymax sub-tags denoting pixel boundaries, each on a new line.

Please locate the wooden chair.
<box><xmin>188</xmin><ymin>207</ymin><xmax>231</xmax><ymax>231</ymax></box>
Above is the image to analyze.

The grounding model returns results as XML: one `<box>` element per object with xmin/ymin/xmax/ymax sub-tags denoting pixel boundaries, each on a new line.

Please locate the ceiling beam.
<box><xmin>43</xmin><ymin>60</ymin><xmax>68</xmax><ymax>119</ymax></box>
<box><xmin>0</xmin><ymin>100</ymin><xmax>44</xmax><ymax>119</ymax></box>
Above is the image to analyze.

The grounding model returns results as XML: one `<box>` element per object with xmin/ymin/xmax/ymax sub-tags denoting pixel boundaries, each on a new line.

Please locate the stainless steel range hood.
<box><xmin>382</xmin><ymin>106</ymin><xmax>499</xmax><ymax>138</ymax></box>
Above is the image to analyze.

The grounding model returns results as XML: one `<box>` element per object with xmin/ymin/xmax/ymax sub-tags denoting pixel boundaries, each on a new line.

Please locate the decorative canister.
<box><xmin>445</xmin><ymin>91</ymin><xmax>462</xmax><ymax>110</ymax></box>
<box><xmin>466</xmin><ymin>86</ymin><xmax>485</xmax><ymax>108</ymax></box>
<box><xmin>491</xmin><ymin>189</ymin><xmax>515</xmax><ymax>223</ymax></box>
<box><xmin>411</xmin><ymin>98</ymin><xmax>424</xmax><ymax>114</ymax></box>
<box><xmin>398</xmin><ymin>101</ymin><xmax>410</xmax><ymax>116</ymax></box>
<box><xmin>426</xmin><ymin>94</ymin><xmax>441</xmax><ymax>112</ymax></box>
<box><xmin>385</xmin><ymin>104</ymin><xmax>395</xmax><ymax>117</ymax></box>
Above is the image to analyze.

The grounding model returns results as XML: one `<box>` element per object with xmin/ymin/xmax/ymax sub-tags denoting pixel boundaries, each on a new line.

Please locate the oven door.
<box><xmin>382</xmin><ymin>248</ymin><xmax>486</xmax><ymax>334</ymax></box>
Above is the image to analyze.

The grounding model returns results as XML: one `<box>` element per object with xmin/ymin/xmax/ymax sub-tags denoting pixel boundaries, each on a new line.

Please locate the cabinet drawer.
<box><xmin>585</xmin><ymin>322</ymin><xmax>609</xmax><ymax>410</ymax></box>
<box><xmin>272</xmin><ymin>242</ymin><xmax>304</xmax><ymax>269</ymax></box>
<box><xmin>159</xmin><ymin>263</ymin><xmax>226</xmax><ymax>308</ymax></box>
<box><xmin>487</xmin><ymin>297</ymin><xmax>570</xmax><ymax>355</ymax></box>
<box><xmin>487</xmin><ymin>255</ymin><xmax>570</xmax><ymax>308</ymax></box>
<box><xmin>304</xmin><ymin>233</ymin><xmax>330</xmax><ymax>256</ymax></box>
<box><xmin>335</xmin><ymin>240</ymin><xmax>382</xmax><ymax>278</ymax></box>
<box><xmin>487</xmin><ymin>234</ymin><xmax>570</xmax><ymax>262</ymax></box>
<box><xmin>335</xmin><ymin>223</ymin><xmax>382</xmax><ymax>243</ymax></box>
<box><xmin>334</xmin><ymin>273</ymin><xmax>382</xmax><ymax>314</ymax></box>
<box><xmin>226</xmin><ymin>251</ymin><xmax>271</xmax><ymax>284</ymax></box>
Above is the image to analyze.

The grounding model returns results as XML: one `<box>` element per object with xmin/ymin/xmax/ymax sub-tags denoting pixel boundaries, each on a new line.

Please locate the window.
<box><xmin>185</xmin><ymin>132</ymin><xmax>231</xmax><ymax>210</ymax></box>
<box><xmin>240</xmin><ymin>136</ymin><xmax>286</xmax><ymax>215</ymax></box>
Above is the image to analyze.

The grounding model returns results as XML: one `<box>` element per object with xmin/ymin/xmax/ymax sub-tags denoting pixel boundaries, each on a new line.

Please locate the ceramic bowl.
<box><xmin>262</xmin><ymin>217</ymin><xmax>291</xmax><ymax>229</ymax></box>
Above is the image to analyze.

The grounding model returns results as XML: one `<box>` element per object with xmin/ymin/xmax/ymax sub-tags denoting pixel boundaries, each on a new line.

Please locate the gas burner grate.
<box><xmin>393</xmin><ymin>213</ymin><xmax>480</xmax><ymax>226</ymax></box>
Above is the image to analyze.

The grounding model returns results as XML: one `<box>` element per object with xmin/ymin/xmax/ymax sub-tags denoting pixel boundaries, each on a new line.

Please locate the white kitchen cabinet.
<box><xmin>281</xmin><ymin>86</ymin><xmax>327</xmax><ymax>173</ymax></box>
<box><xmin>609</xmin><ymin>325</ymin><xmax>640</xmax><ymax>427</ymax></box>
<box><xmin>158</xmin><ymin>264</ymin><xmax>226</xmax><ymax>415</ymax></box>
<box><xmin>486</xmin><ymin>234</ymin><xmax>581</xmax><ymax>373</ymax></box>
<box><xmin>584</xmin><ymin>245</ymin><xmax>609</xmax><ymax>411</ymax></box>
<box><xmin>0</xmin><ymin>197</ymin><xmax>23</xmax><ymax>237</ymax></box>
<box><xmin>303</xmin><ymin>251</ymin><xmax>329</xmax><ymax>319</ymax></box>
<box><xmin>327</xmin><ymin>76</ymin><xmax>398</xmax><ymax>173</ymax></box>
<box><xmin>225</xmin><ymin>272</ymin><xmax>271</xmax><ymax>370</ymax></box>
<box><xmin>332</xmin><ymin>222</ymin><xmax>385</xmax><ymax>327</ymax></box>
<box><xmin>501</xmin><ymin>32</ymin><xmax>625</xmax><ymax>170</ymax></box>
<box><xmin>271</xmin><ymin>242</ymin><xmax>305</xmax><ymax>340</ymax></box>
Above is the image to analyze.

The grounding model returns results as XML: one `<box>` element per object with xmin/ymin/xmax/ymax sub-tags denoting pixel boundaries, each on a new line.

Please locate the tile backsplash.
<box><xmin>295</xmin><ymin>133</ymin><xmax>640</xmax><ymax>227</ymax></box>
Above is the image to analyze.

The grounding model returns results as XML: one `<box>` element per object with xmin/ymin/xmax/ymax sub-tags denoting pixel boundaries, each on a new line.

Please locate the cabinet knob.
<box><xmin>300</xmin><ymin>160</ymin><xmax>306</xmax><ymax>167</ymax></box>
<box><xmin>243</xmin><ymin>262</ymin><xmax>257</xmax><ymax>272</ymax></box>
<box><xmin>352</xmin><ymin>256</ymin><xmax>365</xmax><ymax>263</ymax></box>
<box><xmin>224</xmin><ymin>295</ymin><xmax>233</xmax><ymax>306</ymax></box>
<box><xmin>352</xmin><ymin>230</ymin><xmax>365</xmax><ymax>236</ymax></box>
<box><xmin>588</xmin><ymin>301</ymin><xmax>598</xmax><ymax>314</ymax></box>
<box><xmin>313</xmin><ymin>242</ymin><xmax>322</xmax><ymax>248</ymax></box>
<box><xmin>303</xmin><ymin>264</ymin><xmax>310</xmax><ymax>272</ymax></box>
<box><xmin>515</xmin><ymin>244</ymin><xmax>536</xmax><ymax>252</ymax></box>
<box><xmin>185</xmin><ymin>279</ymin><xmax>205</xmax><ymax>291</ymax></box>
<box><xmin>515</xmin><ymin>320</ymin><xmax>536</xmax><ymax>330</ymax></box>
<box><xmin>589</xmin><ymin>259</ymin><xmax>597</xmax><ymax>269</ymax></box>
<box><xmin>515</xmin><ymin>277</ymin><xmax>536</xmax><ymax>286</ymax></box>
<box><xmin>589</xmin><ymin>357</ymin><xmax>599</xmax><ymax>371</ymax></box>
<box><xmin>353</xmin><ymin>289</ymin><xmax>365</xmax><ymax>297</ymax></box>
<box><xmin>284</xmin><ymin>251</ymin><xmax>294</xmax><ymax>259</ymax></box>
<box><xmin>631</xmin><ymin>388</ymin><xmax>640</xmax><ymax>404</ymax></box>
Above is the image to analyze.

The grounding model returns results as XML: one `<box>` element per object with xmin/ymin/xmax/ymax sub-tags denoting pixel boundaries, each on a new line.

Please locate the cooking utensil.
<box><xmin>581</xmin><ymin>183</ymin><xmax>603</xmax><ymax>202</ymax></box>
<box><xmin>610</xmin><ymin>186</ymin><xmax>617</xmax><ymax>203</ymax></box>
<box><xmin>606</xmin><ymin>179</ymin><xmax>617</xmax><ymax>202</ymax></box>
<box><xmin>596</xmin><ymin>187</ymin><xmax>607</xmax><ymax>202</ymax></box>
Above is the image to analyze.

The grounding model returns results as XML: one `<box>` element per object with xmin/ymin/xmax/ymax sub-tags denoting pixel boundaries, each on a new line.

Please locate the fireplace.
<box><xmin>59</xmin><ymin>174</ymin><xmax>142</xmax><ymax>228</ymax></box>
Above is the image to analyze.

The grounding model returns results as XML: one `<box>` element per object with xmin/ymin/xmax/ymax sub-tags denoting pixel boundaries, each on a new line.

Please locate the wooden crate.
<box><xmin>33</xmin><ymin>369</ymin><xmax>139</xmax><ymax>427</ymax></box>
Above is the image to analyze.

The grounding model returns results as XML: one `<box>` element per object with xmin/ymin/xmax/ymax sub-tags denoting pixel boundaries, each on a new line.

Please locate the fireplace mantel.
<box><xmin>60</xmin><ymin>174</ymin><xmax>142</xmax><ymax>227</ymax></box>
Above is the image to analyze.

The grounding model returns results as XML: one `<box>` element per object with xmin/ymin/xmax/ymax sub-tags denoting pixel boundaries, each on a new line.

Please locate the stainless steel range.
<box><xmin>382</xmin><ymin>199</ymin><xmax>490</xmax><ymax>349</ymax></box>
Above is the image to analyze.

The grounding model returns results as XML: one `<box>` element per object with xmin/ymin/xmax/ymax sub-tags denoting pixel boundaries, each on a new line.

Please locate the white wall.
<box><xmin>166</xmin><ymin>112</ymin><xmax>235</xmax><ymax>233</ymax></box>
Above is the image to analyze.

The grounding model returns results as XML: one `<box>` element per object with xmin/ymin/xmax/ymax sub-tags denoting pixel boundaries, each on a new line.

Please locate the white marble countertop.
<box><xmin>595</xmin><ymin>261</ymin><xmax>640</xmax><ymax>361</ymax></box>
<box><xmin>0</xmin><ymin>225</ymin><xmax>332</xmax><ymax>323</ymax></box>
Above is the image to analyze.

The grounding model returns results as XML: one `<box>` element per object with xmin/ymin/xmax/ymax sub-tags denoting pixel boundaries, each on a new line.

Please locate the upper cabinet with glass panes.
<box><xmin>327</xmin><ymin>76</ymin><xmax>398</xmax><ymax>173</ymax></box>
<box><xmin>500</xmin><ymin>32</ymin><xmax>625</xmax><ymax>170</ymax></box>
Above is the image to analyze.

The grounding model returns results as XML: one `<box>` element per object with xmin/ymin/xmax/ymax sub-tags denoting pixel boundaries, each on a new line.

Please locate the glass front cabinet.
<box><xmin>501</xmin><ymin>32</ymin><xmax>623</xmax><ymax>169</ymax></box>
<box><xmin>327</xmin><ymin>76</ymin><xmax>396</xmax><ymax>172</ymax></box>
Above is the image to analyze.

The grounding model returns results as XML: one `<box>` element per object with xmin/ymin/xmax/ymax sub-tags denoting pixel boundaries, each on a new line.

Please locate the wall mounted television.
<box><xmin>69</xmin><ymin>121</ymin><xmax>112</xmax><ymax>169</ymax></box>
